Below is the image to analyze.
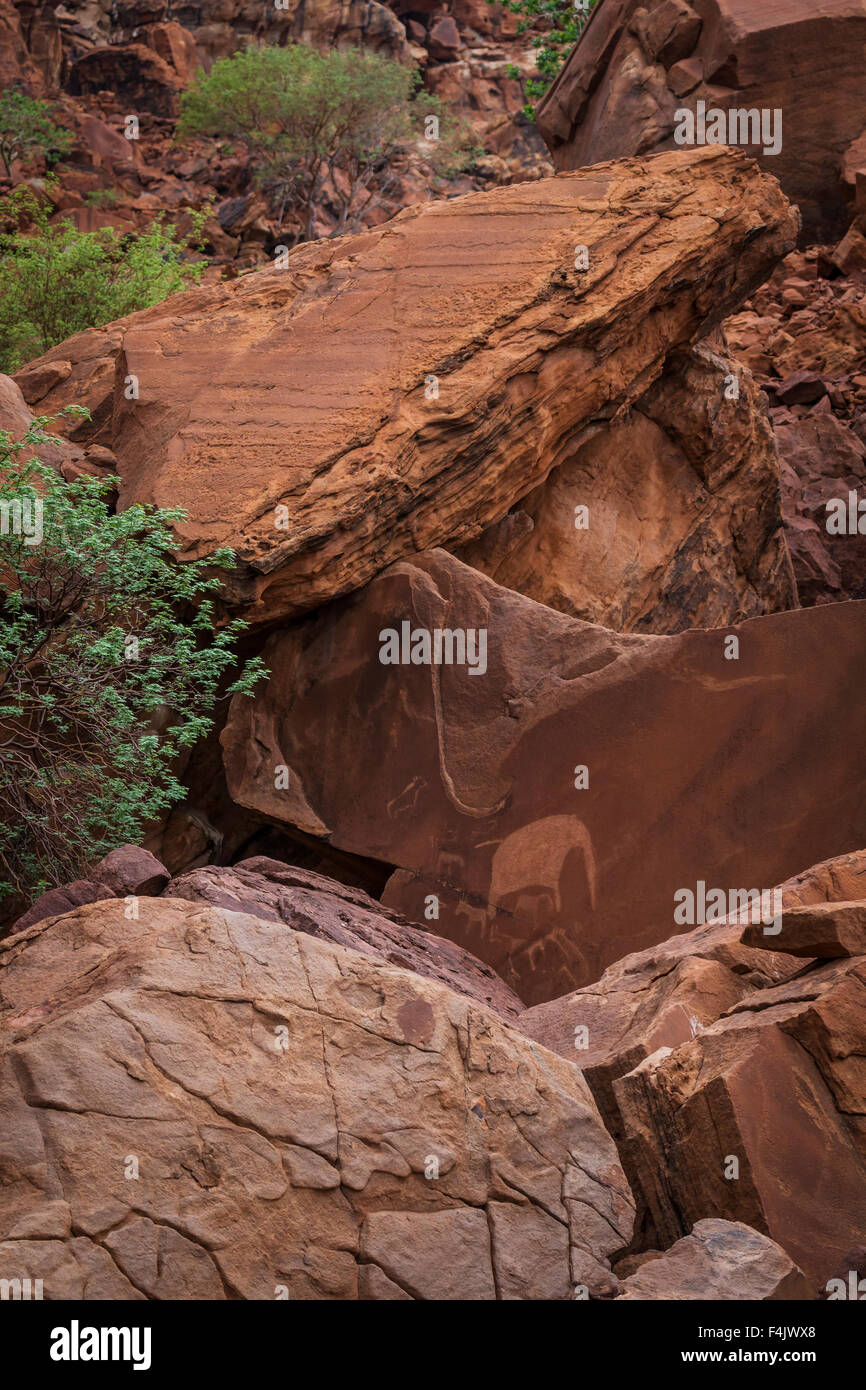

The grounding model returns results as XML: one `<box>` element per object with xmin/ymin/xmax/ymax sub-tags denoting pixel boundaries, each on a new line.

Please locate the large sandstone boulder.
<box><xmin>458</xmin><ymin>340</ymin><xmax>797</xmax><ymax>632</ymax></box>
<box><xmin>536</xmin><ymin>0</ymin><xmax>866</xmax><ymax>241</ymax></box>
<box><xmin>21</xmin><ymin>148</ymin><xmax>795</xmax><ymax>624</ymax></box>
<box><xmin>0</xmin><ymin>897</ymin><xmax>633</xmax><ymax>1299</ymax></box>
<box><xmin>222</xmin><ymin>548</ymin><xmax>866</xmax><ymax>1004</ymax></box>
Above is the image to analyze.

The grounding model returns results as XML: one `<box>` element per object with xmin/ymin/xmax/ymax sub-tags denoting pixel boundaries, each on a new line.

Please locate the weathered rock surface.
<box><xmin>24</xmin><ymin>148</ymin><xmax>796</xmax><ymax>623</ymax></box>
<box><xmin>614</xmin><ymin>954</ymin><xmax>866</xmax><ymax>1287</ymax></box>
<box><xmin>536</xmin><ymin>0</ymin><xmax>866</xmax><ymax>241</ymax></box>
<box><xmin>0</xmin><ymin>0</ymin><xmax>41</xmax><ymax>92</ymax></box>
<box><xmin>13</xmin><ymin>0</ymin><xmax>411</xmax><ymax>90</ymax></box>
<box><xmin>616</xmin><ymin>1219</ymin><xmax>811</xmax><ymax>1301</ymax></box>
<box><xmin>68</xmin><ymin>43</ymin><xmax>186</xmax><ymax>117</ymax></box>
<box><xmin>458</xmin><ymin>340</ymin><xmax>797</xmax><ymax>633</ymax></box>
<box><xmin>518</xmin><ymin>858</ymin><xmax>866</xmax><ymax>1290</ymax></box>
<box><xmin>165</xmin><ymin>857</ymin><xmax>524</xmax><ymax>1020</ymax></box>
<box><xmin>0</xmin><ymin>374</ymin><xmax>84</xmax><ymax>473</ymax></box>
<box><xmin>0</xmin><ymin>897</ymin><xmax>634</xmax><ymax>1299</ymax></box>
<box><xmin>223</xmin><ymin>546</ymin><xmax>866</xmax><ymax>1004</ymax></box>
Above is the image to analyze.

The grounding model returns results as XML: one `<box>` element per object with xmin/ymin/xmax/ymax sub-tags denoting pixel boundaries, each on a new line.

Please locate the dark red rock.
<box><xmin>776</xmin><ymin>370</ymin><xmax>827</xmax><ymax>406</ymax></box>
<box><xmin>10</xmin><ymin>881</ymin><xmax>114</xmax><ymax>934</ymax></box>
<box><xmin>93</xmin><ymin>845</ymin><xmax>169</xmax><ymax>898</ymax></box>
<box><xmin>427</xmin><ymin>16</ymin><xmax>461</xmax><ymax>60</ymax></box>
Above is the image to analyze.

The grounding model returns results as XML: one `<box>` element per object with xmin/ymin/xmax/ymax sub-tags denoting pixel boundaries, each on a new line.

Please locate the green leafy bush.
<box><xmin>0</xmin><ymin>89</ymin><xmax>73</xmax><ymax>177</ymax></box>
<box><xmin>0</xmin><ymin>188</ymin><xmax>207</xmax><ymax>372</ymax></box>
<box><xmin>179</xmin><ymin>44</ymin><xmax>478</xmax><ymax>241</ymax></box>
<box><xmin>499</xmin><ymin>0</ymin><xmax>598</xmax><ymax>114</ymax></box>
<box><xmin>0</xmin><ymin>414</ymin><xmax>267</xmax><ymax>904</ymax></box>
<box><xmin>84</xmin><ymin>187</ymin><xmax>120</xmax><ymax>207</ymax></box>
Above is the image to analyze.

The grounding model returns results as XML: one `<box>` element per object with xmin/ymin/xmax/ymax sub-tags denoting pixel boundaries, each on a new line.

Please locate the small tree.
<box><xmin>0</xmin><ymin>90</ymin><xmax>73</xmax><ymax>177</ymax></box>
<box><xmin>498</xmin><ymin>0</ymin><xmax>598</xmax><ymax>115</ymax></box>
<box><xmin>0</xmin><ymin>188</ymin><xmax>208</xmax><ymax>372</ymax></box>
<box><xmin>0</xmin><ymin>414</ymin><xmax>267</xmax><ymax>905</ymax></box>
<box><xmin>179</xmin><ymin>44</ymin><xmax>477</xmax><ymax>242</ymax></box>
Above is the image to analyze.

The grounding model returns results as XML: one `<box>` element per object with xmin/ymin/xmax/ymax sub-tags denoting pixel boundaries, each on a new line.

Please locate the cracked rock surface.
<box><xmin>0</xmin><ymin>896</ymin><xmax>633</xmax><ymax>1299</ymax></box>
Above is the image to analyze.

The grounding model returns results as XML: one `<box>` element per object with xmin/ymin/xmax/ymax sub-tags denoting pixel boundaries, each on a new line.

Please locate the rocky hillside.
<box><xmin>1</xmin><ymin>0</ymin><xmax>866</xmax><ymax>1309</ymax></box>
<box><xmin>1</xmin><ymin>0</ymin><xmax>553</xmax><ymax>263</ymax></box>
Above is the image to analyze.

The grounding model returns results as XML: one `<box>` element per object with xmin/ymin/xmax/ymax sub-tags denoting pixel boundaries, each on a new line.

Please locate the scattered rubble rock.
<box><xmin>616</xmin><ymin>1219</ymin><xmax>811</xmax><ymax>1301</ymax></box>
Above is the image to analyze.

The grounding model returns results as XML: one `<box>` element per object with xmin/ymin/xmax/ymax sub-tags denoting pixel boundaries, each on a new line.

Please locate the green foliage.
<box><xmin>0</xmin><ymin>89</ymin><xmax>73</xmax><ymax>178</ymax></box>
<box><xmin>179</xmin><ymin>44</ymin><xmax>478</xmax><ymax>240</ymax></box>
<box><xmin>495</xmin><ymin>0</ymin><xmax>599</xmax><ymax>115</ymax></box>
<box><xmin>0</xmin><ymin>413</ymin><xmax>267</xmax><ymax>904</ymax></box>
<box><xmin>0</xmin><ymin>187</ymin><xmax>208</xmax><ymax>372</ymax></box>
<box><xmin>84</xmin><ymin>187</ymin><xmax>120</xmax><ymax>207</ymax></box>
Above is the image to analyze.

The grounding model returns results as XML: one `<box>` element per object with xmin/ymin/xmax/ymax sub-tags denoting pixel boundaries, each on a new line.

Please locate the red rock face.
<box><xmin>519</xmin><ymin>851</ymin><xmax>866</xmax><ymax>1262</ymax></box>
<box><xmin>536</xmin><ymin>0</ymin><xmax>866</xmax><ymax>241</ymax></box>
<box><xmin>222</xmin><ymin>548</ymin><xmax>866</xmax><ymax>1004</ymax></box>
<box><xmin>4</xmin><ymin>0</ymin><xmax>866</xmax><ymax>1304</ymax></box>
<box><xmin>0</xmin><ymin>0</ymin><xmax>42</xmax><ymax>92</ymax></box>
